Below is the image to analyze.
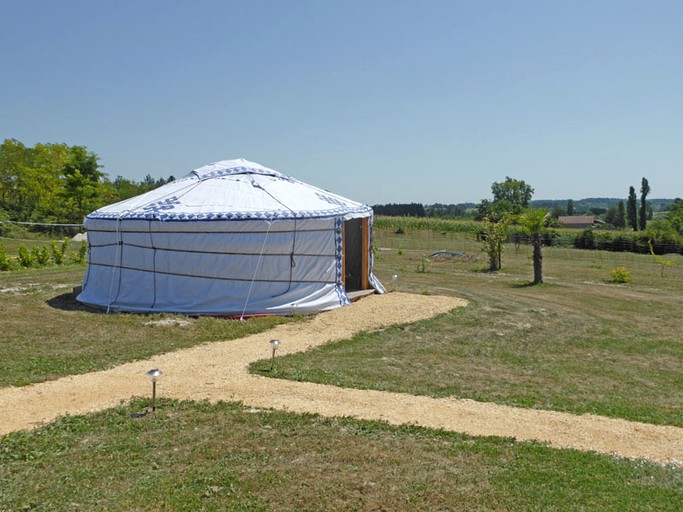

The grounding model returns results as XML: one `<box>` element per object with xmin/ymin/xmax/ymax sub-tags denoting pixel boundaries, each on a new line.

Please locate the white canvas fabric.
<box><xmin>77</xmin><ymin>159</ymin><xmax>383</xmax><ymax>315</ymax></box>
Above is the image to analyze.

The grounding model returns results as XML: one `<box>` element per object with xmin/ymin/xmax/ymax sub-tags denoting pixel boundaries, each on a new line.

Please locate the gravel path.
<box><xmin>1</xmin><ymin>292</ymin><xmax>681</xmax><ymax>465</ymax></box>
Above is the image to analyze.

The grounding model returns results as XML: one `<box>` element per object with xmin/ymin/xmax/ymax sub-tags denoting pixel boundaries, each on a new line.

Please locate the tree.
<box><xmin>2</xmin><ymin>141</ymin><xmax>71</xmax><ymax>220</ymax></box>
<box><xmin>639</xmin><ymin>177</ymin><xmax>650</xmax><ymax>231</ymax></box>
<box><xmin>567</xmin><ymin>199</ymin><xmax>574</xmax><ymax>216</ymax></box>
<box><xmin>62</xmin><ymin>145</ymin><xmax>102</xmax><ymax>182</ymax></box>
<box><xmin>551</xmin><ymin>205</ymin><xmax>565</xmax><ymax>219</ymax></box>
<box><xmin>604</xmin><ymin>205</ymin><xmax>620</xmax><ymax>227</ymax></box>
<box><xmin>648</xmin><ymin>240</ymin><xmax>676</xmax><ymax>277</ymax></box>
<box><xmin>627</xmin><ymin>186</ymin><xmax>638</xmax><ymax>231</ymax></box>
<box><xmin>476</xmin><ymin>177</ymin><xmax>534</xmax><ymax>220</ymax></box>
<box><xmin>480</xmin><ymin>215</ymin><xmax>510</xmax><ymax>271</ymax></box>
<box><xmin>666</xmin><ymin>198</ymin><xmax>683</xmax><ymax>234</ymax></box>
<box><xmin>61</xmin><ymin>169</ymin><xmax>99</xmax><ymax>222</ymax></box>
<box><xmin>373</xmin><ymin>203</ymin><xmax>426</xmax><ymax>217</ymax></box>
<box><xmin>0</xmin><ymin>139</ymin><xmax>31</xmax><ymax>205</ymax></box>
<box><xmin>616</xmin><ymin>200</ymin><xmax>626</xmax><ymax>229</ymax></box>
<box><xmin>113</xmin><ymin>175</ymin><xmax>142</xmax><ymax>200</ymax></box>
<box><xmin>491</xmin><ymin>177</ymin><xmax>533</xmax><ymax>212</ymax></box>
<box><xmin>0</xmin><ymin>139</ymin><xmax>106</xmax><ymax>221</ymax></box>
<box><xmin>520</xmin><ymin>208</ymin><xmax>549</xmax><ymax>285</ymax></box>
<box><xmin>475</xmin><ymin>199</ymin><xmax>492</xmax><ymax>221</ymax></box>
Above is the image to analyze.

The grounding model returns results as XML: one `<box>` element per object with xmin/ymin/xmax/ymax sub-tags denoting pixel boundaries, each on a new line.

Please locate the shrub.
<box><xmin>575</xmin><ymin>229</ymin><xmax>595</xmax><ymax>250</ymax></box>
<box><xmin>50</xmin><ymin>239</ymin><xmax>70</xmax><ymax>265</ymax></box>
<box><xmin>17</xmin><ymin>245</ymin><xmax>33</xmax><ymax>268</ymax></box>
<box><xmin>648</xmin><ymin>240</ymin><xmax>677</xmax><ymax>277</ymax></box>
<box><xmin>609</xmin><ymin>267</ymin><xmax>632</xmax><ymax>284</ymax></box>
<box><xmin>32</xmin><ymin>245</ymin><xmax>51</xmax><ymax>266</ymax></box>
<box><xmin>71</xmin><ymin>240</ymin><xmax>88</xmax><ymax>264</ymax></box>
<box><xmin>0</xmin><ymin>245</ymin><xmax>12</xmax><ymax>271</ymax></box>
<box><xmin>416</xmin><ymin>255</ymin><xmax>431</xmax><ymax>273</ymax></box>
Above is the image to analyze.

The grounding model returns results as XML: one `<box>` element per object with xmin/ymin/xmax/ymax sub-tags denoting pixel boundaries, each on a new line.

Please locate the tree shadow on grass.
<box><xmin>472</xmin><ymin>268</ymin><xmax>502</xmax><ymax>275</ymax></box>
<box><xmin>509</xmin><ymin>281</ymin><xmax>536</xmax><ymax>288</ymax></box>
<box><xmin>46</xmin><ymin>291</ymin><xmax>103</xmax><ymax>313</ymax></box>
<box><xmin>508</xmin><ymin>281</ymin><xmax>560</xmax><ymax>289</ymax></box>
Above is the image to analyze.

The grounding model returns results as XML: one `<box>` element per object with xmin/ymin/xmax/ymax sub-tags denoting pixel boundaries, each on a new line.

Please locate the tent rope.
<box><xmin>101</xmin><ymin>178</ymin><xmax>203</xmax><ymax>314</ymax></box>
<box><xmin>240</xmin><ymin>217</ymin><xmax>274</xmax><ymax>321</ymax></box>
<box><xmin>249</xmin><ymin>175</ymin><xmax>299</xmax><ymax>293</ymax></box>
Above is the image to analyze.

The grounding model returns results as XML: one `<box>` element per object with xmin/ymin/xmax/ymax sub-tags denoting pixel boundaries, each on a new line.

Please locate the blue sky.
<box><xmin>2</xmin><ymin>1</ymin><xmax>681</xmax><ymax>204</ymax></box>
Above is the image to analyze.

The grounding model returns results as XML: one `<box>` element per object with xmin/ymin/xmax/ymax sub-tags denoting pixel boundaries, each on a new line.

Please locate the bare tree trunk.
<box><xmin>532</xmin><ymin>236</ymin><xmax>543</xmax><ymax>284</ymax></box>
<box><xmin>489</xmin><ymin>252</ymin><xmax>500</xmax><ymax>271</ymax></box>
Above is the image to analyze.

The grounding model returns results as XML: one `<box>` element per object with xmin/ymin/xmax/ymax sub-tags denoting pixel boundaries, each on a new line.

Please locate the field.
<box><xmin>269</xmin><ymin>229</ymin><xmax>683</xmax><ymax>427</ymax></box>
<box><xmin>1</xmin><ymin>226</ymin><xmax>682</xmax><ymax>510</ymax></box>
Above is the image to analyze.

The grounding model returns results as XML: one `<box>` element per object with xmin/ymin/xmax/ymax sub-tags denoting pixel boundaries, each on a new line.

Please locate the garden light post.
<box><xmin>146</xmin><ymin>369</ymin><xmax>163</xmax><ymax>412</ymax></box>
<box><xmin>269</xmin><ymin>339</ymin><xmax>281</xmax><ymax>370</ymax></box>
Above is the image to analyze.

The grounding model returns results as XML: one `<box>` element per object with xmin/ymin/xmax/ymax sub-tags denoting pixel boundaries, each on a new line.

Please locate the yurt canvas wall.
<box><xmin>77</xmin><ymin>159</ymin><xmax>383</xmax><ymax>316</ymax></box>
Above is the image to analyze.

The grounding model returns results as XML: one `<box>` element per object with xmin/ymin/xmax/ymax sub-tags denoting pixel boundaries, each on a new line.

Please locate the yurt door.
<box><xmin>342</xmin><ymin>218</ymin><xmax>370</xmax><ymax>291</ymax></box>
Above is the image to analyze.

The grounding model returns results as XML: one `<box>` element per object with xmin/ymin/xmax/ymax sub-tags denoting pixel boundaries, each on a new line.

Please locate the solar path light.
<box><xmin>269</xmin><ymin>339</ymin><xmax>281</xmax><ymax>370</ymax></box>
<box><xmin>146</xmin><ymin>369</ymin><xmax>163</xmax><ymax>412</ymax></box>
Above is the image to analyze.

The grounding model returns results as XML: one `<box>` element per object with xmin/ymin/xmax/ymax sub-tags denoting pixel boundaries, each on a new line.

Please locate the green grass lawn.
<box><xmin>1</xmin><ymin>228</ymin><xmax>682</xmax><ymax>510</ymax></box>
<box><xmin>262</xmin><ymin>229</ymin><xmax>683</xmax><ymax>427</ymax></box>
<box><xmin>0</xmin><ymin>265</ymin><xmax>291</xmax><ymax>387</ymax></box>
<box><xmin>1</xmin><ymin>400</ymin><xmax>681</xmax><ymax>512</ymax></box>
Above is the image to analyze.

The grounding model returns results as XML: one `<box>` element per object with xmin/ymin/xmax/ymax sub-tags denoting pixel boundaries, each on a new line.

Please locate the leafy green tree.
<box><xmin>639</xmin><ymin>178</ymin><xmax>650</xmax><ymax>231</ymax></box>
<box><xmin>491</xmin><ymin>176</ymin><xmax>533</xmax><ymax>213</ymax></box>
<box><xmin>604</xmin><ymin>205</ymin><xmax>620</xmax><ymax>227</ymax></box>
<box><xmin>59</xmin><ymin>146</ymin><xmax>105</xmax><ymax>222</ymax></box>
<box><xmin>61</xmin><ymin>169</ymin><xmax>99</xmax><ymax>222</ymax></box>
<box><xmin>0</xmin><ymin>139</ymin><xmax>31</xmax><ymax>205</ymax></box>
<box><xmin>551</xmin><ymin>205</ymin><xmax>565</xmax><ymax>219</ymax></box>
<box><xmin>480</xmin><ymin>215</ymin><xmax>510</xmax><ymax>271</ymax></box>
<box><xmin>142</xmin><ymin>173</ymin><xmax>157</xmax><ymax>191</ymax></box>
<box><xmin>113</xmin><ymin>175</ymin><xmax>143</xmax><ymax>200</ymax></box>
<box><xmin>520</xmin><ymin>208</ymin><xmax>549</xmax><ymax>285</ymax></box>
<box><xmin>604</xmin><ymin>202</ymin><xmax>627</xmax><ymax>228</ymax></box>
<box><xmin>627</xmin><ymin>186</ymin><xmax>638</xmax><ymax>231</ymax></box>
<box><xmin>20</xmin><ymin>143</ymin><xmax>71</xmax><ymax>220</ymax></box>
<box><xmin>648</xmin><ymin>240</ymin><xmax>676</xmax><ymax>277</ymax></box>
<box><xmin>0</xmin><ymin>140</ymin><xmax>71</xmax><ymax>220</ymax></box>
<box><xmin>62</xmin><ymin>145</ymin><xmax>102</xmax><ymax>181</ymax></box>
<box><xmin>476</xmin><ymin>177</ymin><xmax>534</xmax><ymax>220</ymax></box>
<box><xmin>1</xmin><ymin>138</ymin><xmax>176</xmax><ymax>224</ymax></box>
<box><xmin>616</xmin><ymin>200</ymin><xmax>626</xmax><ymax>229</ymax></box>
<box><xmin>567</xmin><ymin>199</ymin><xmax>574</xmax><ymax>216</ymax></box>
<box><xmin>475</xmin><ymin>199</ymin><xmax>492</xmax><ymax>221</ymax></box>
<box><xmin>666</xmin><ymin>198</ymin><xmax>683</xmax><ymax>234</ymax></box>
<box><xmin>1</xmin><ymin>139</ymin><xmax>110</xmax><ymax>222</ymax></box>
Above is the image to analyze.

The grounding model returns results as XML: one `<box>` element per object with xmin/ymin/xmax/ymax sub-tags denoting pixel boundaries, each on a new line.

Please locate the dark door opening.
<box><xmin>343</xmin><ymin>218</ymin><xmax>369</xmax><ymax>292</ymax></box>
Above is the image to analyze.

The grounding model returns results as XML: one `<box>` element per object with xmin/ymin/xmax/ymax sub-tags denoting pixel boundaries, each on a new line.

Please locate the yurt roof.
<box><xmin>86</xmin><ymin>158</ymin><xmax>372</xmax><ymax>222</ymax></box>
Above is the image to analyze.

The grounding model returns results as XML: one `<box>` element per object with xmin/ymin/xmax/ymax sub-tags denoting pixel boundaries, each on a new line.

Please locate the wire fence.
<box><xmin>0</xmin><ymin>220</ymin><xmax>86</xmax><ymax>242</ymax></box>
<box><xmin>375</xmin><ymin>230</ymin><xmax>683</xmax><ymax>267</ymax></box>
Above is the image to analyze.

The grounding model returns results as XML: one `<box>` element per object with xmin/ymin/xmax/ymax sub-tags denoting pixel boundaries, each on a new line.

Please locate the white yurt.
<box><xmin>77</xmin><ymin>159</ymin><xmax>384</xmax><ymax>316</ymax></box>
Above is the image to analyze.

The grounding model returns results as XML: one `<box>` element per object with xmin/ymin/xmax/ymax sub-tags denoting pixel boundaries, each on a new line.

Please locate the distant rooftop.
<box><xmin>558</xmin><ymin>215</ymin><xmax>595</xmax><ymax>227</ymax></box>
